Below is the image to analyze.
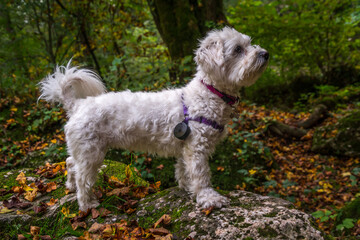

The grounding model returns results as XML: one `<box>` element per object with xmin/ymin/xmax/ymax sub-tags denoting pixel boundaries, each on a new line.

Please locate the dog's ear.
<box><xmin>194</xmin><ymin>37</ymin><xmax>224</xmax><ymax>72</ymax></box>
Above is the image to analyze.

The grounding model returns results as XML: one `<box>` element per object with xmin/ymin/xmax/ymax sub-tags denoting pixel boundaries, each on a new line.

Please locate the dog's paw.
<box><xmin>65</xmin><ymin>181</ymin><xmax>76</xmax><ymax>193</ymax></box>
<box><xmin>79</xmin><ymin>200</ymin><xmax>100</xmax><ymax>212</ymax></box>
<box><xmin>196</xmin><ymin>188</ymin><xmax>230</xmax><ymax>209</ymax></box>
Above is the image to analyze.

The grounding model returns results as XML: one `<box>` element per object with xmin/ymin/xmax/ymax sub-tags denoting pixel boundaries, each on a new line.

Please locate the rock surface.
<box><xmin>136</xmin><ymin>187</ymin><xmax>324</xmax><ymax>240</ymax></box>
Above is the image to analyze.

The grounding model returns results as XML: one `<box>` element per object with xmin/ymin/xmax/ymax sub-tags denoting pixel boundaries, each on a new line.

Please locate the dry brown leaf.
<box><xmin>99</xmin><ymin>207</ymin><xmax>111</xmax><ymax>217</ymax></box>
<box><xmin>88</xmin><ymin>222</ymin><xmax>105</xmax><ymax>233</ymax></box>
<box><xmin>11</xmin><ymin>186</ymin><xmax>23</xmax><ymax>193</ymax></box>
<box><xmin>125</xmin><ymin>207</ymin><xmax>136</xmax><ymax>214</ymax></box>
<box><xmin>71</xmin><ymin>221</ymin><xmax>87</xmax><ymax>230</ymax></box>
<box><xmin>154</xmin><ymin>214</ymin><xmax>171</xmax><ymax>228</ymax></box>
<box><xmin>202</xmin><ymin>206</ymin><xmax>214</xmax><ymax>216</ymax></box>
<box><xmin>17</xmin><ymin>234</ymin><xmax>26</xmax><ymax>240</ymax></box>
<box><xmin>78</xmin><ymin>231</ymin><xmax>92</xmax><ymax>240</ymax></box>
<box><xmin>46</xmin><ymin>198</ymin><xmax>58</xmax><ymax>206</ymax></box>
<box><xmin>46</xmin><ymin>182</ymin><xmax>57</xmax><ymax>192</ymax></box>
<box><xmin>102</xmin><ymin>225</ymin><xmax>114</xmax><ymax>238</ymax></box>
<box><xmin>24</xmin><ymin>189</ymin><xmax>38</xmax><ymax>202</ymax></box>
<box><xmin>160</xmin><ymin>234</ymin><xmax>173</xmax><ymax>240</ymax></box>
<box><xmin>106</xmin><ymin>188</ymin><xmax>121</xmax><ymax>197</ymax></box>
<box><xmin>149</xmin><ymin>227</ymin><xmax>170</xmax><ymax>235</ymax></box>
<box><xmin>30</xmin><ymin>226</ymin><xmax>40</xmax><ymax>236</ymax></box>
<box><xmin>40</xmin><ymin>235</ymin><xmax>52</xmax><ymax>240</ymax></box>
<box><xmin>91</xmin><ymin>208</ymin><xmax>100</xmax><ymax>219</ymax></box>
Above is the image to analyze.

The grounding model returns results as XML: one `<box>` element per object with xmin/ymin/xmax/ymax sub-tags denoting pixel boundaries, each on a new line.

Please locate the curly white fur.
<box><xmin>39</xmin><ymin>27</ymin><xmax>269</xmax><ymax>211</ymax></box>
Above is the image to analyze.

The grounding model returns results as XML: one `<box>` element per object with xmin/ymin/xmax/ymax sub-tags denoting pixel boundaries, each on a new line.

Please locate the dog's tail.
<box><xmin>39</xmin><ymin>61</ymin><xmax>106</xmax><ymax>111</ymax></box>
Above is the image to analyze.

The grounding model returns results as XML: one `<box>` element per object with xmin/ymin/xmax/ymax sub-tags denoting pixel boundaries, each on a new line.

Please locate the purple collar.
<box><xmin>201</xmin><ymin>80</ymin><xmax>239</xmax><ymax>105</ymax></box>
<box><xmin>181</xmin><ymin>94</ymin><xmax>224</xmax><ymax>132</ymax></box>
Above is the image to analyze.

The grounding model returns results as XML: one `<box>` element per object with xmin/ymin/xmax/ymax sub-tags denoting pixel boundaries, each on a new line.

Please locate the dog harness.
<box><xmin>173</xmin><ymin>81</ymin><xmax>239</xmax><ymax>140</ymax></box>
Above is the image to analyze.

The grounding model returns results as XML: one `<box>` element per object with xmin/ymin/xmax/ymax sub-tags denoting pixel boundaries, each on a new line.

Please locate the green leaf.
<box><xmin>311</xmin><ymin>210</ymin><xmax>324</xmax><ymax>218</ymax></box>
<box><xmin>320</xmin><ymin>216</ymin><xmax>329</xmax><ymax>222</ymax></box>
<box><xmin>342</xmin><ymin>218</ymin><xmax>355</xmax><ymax>229</ymax></box>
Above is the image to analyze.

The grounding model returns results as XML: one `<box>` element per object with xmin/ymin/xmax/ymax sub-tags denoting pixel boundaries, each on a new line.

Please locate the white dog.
<box><xmin>39</xmin><ymin>27</ymin><xmax>269</xmax><ymax>211</ymax></box>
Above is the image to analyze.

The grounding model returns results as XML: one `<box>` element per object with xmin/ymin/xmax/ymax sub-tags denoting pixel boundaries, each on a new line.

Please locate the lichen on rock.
<box><xmin>136</xmin><ymin>187</ymin><xmax>325</xmax><ymax>240</ymax></box>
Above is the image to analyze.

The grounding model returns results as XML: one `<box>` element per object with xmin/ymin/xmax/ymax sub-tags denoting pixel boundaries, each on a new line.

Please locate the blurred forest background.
<box><xmin>0</xmin><ymin>0</ymin><xmax>360</xmax><ymax>238</ymax></box>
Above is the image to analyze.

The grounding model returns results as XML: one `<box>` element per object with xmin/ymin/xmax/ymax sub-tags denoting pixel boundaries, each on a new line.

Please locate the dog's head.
<box><xmin>195</xmin><ymin>27</ymin><xmax>269</xmax><ymax>91</ymax></box>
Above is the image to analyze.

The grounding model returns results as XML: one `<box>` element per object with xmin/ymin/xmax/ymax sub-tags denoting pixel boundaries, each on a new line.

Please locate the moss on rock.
<box><xmin>135</xmin><ymin>187</ymin><xmax>325</xmax><ymax>239</ymax></box>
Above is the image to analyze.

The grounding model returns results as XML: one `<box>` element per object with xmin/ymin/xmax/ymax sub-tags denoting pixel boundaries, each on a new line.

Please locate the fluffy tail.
<box><xmin>39</xmin><ymin>61</ymin><xmax>106</xmax><ymax>111</ymax></box>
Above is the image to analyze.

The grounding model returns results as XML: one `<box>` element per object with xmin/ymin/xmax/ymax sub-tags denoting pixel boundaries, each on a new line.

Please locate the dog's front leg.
<box><xmin>183</xmin><ymin>147</ymin><xmax>229</xmax><ymax>208</ymax></box>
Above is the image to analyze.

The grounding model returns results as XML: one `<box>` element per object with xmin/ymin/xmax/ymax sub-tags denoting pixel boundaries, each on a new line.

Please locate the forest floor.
<box><xmin>0</xmin><ymin>93</ymin><xmax>359</xmax><ymax>237</ymax></box>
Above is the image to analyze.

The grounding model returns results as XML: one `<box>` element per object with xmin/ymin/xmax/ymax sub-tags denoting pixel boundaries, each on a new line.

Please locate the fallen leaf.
<box><xmin>91</xmin><ymin>208</ymin><xmax>100</xmax><ymax>219</ymax></box>
<box><xmin>0</xmin><ymin>207</ymin><xmax>13</xmax><ymax>214</ymax></box>
<box><xmin>99</xmin><ymin>207</ymin><xmax>111</xmax><ymax>217</ymax></box>
<box><xmin>125</xmin><ymin>208</ymin><xmax>136</xmax><ymax>214</ymax></box>
<box><xmin>24</xmin><ymin>189</ymin><xmax>38</xmax><ymax>202</ymax></box>
<box><xmin>202</xmin><ymin>206</ymin><xmax>214</xmax><ymax>216</ymax></box>
<box><xmin>61</xmin><ymin>207</ymin><xmax>76</xmax><ymax>219</ymax></box>
<box><xmin>78</xmin><ymin>231</ymin><xmax>92</xmax><ymax>240</ymax></box>
<box><xmin>71</xmin><ymin>221</ymin><xmax>87</xmax><ymax>230</ymax></box>
<box><xmin>34</xmin><ymin>204</ymin><xmax>47</xmax><ymax>214</ymax></box>
<box><xmin>154</xmin><ymin>214</ymin><xmax>171</xmax><ymax>228</ymax></box>
<box><xmin>16</xmin><ymin>172</ymin><xmax>27</xmax><ymax>185</ymax></box>
<box><xmin>30</xmin><ymin>226</ymin><xmax>40</xmax><ymax>236</ymax></box>
<box><xmin>40</xmin><ymin>235</ymin><xmax>52</xmax><ymax>240</ymax></box>
<box><xmin>156</xmin><ymin>164</ymin><xmax>164</xmax><ymax>170</ymax></box>
<box><xmin>45</xmin><ymin>182</ymin><xmax>57</xmax><ymax>192</ymax></box>
<box><xmin>88</xmin><ymin>222</ymin><xmax>105</xmax><ymax>233</ymax></box>
<box><xmin>4</xmin><ymin>196</ymin><xmax>32</xmax><ymax>209</ymax></box>
<box><xmin>148</xmin><ymin>227</ymin><xmax>170</xmax><ymax>235</ymax></box>
<box><xmin>11</xmin><ymin>186</ymin><xmax>24</xmax><ymax>194</ymax></box>
<box><xmin>102</xmin><ymin>225</ymin><xmax>114</xmax><ymax>238</ymax></box>
<box><xmin>17</xmin><ymin>234</ymin><xmax>26</xmax><ymax>240</ymax></box>
<box><xmin>217</xmin><ymin>166</ymin><xmax>225</xmax><ymax>171</ymax></box>
<box><xmin>46</xmin><ymin>198</ymin><xmax>58</xmax><ymax>206</ymax></box>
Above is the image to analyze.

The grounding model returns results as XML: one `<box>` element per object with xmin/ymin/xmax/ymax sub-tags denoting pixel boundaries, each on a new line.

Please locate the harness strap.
<box><xmin>181</xmin><ymin>94</ymin><xmax>224</xmax><ymax>132</ymax></box>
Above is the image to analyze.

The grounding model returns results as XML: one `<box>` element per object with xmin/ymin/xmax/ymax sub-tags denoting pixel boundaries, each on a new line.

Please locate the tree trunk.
<box><xmin>147</xmin><ymin>0</ymin><xmax>228</xmax><ymax>82</ymax></box>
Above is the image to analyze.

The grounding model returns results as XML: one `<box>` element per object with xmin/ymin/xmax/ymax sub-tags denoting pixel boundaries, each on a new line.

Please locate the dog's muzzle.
<box><xmin>258</xmin><ymin>51</ymin><xmax>269</xmax><ymax>61</ymax></box>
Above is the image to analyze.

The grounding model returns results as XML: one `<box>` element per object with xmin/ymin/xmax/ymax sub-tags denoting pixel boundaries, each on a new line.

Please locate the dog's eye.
<box><xmin>234</xmin><ymin>46</ymin><xmax>242</xmax><ymax>54</ymax></box>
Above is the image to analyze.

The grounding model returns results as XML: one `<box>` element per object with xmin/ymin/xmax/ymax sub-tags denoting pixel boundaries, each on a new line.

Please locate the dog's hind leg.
<box><xmin>73</xmin><ymin>147</ymin><xmax>105</xmax><ymax>211</ymax></box>
<box><xmin>183</xmin><ymin>145</ymin><xmax>229</xmax><ymax>208</ymax></box>
<box><xmin>65</xmin><ymin>156</ymin><xmax>77</xmax><ymax>192</ymax></box>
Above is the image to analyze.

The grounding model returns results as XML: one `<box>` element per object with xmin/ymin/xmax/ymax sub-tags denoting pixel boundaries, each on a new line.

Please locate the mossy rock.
<box><xmin>135</xmin><ymin>187</ymin><xmax>325</xmax><ymax>239</ymax></box>
<box><xmin>312</xmin><ymin>110</ymin><xmax>360</xmax><ymax>157</ymax></box>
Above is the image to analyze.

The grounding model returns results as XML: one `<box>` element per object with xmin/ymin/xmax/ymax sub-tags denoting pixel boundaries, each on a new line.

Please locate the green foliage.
<box><xmin>228</xmin><ymin>0</ymin><xmax>360</xmax><ymax>78</ymax></box>
<box><xmin>312</xmin><ymin>210</ymin><xmax>337</xmax><ymax>223</ymax></box>
<box><xmin>227</xmin><ymin>0</ymin><xmax>360</xmax><ymax>105</ymax></box>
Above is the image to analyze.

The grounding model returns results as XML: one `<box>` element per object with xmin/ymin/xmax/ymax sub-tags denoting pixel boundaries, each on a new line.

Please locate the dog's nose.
<box><xmin>259</xmin><ymin>51</ymin><xmax>269</xmax><ymax>60</ymax></box>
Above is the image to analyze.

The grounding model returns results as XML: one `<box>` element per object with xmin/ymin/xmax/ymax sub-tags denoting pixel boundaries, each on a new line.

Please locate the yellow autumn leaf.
<box><xmin>23</xmin><ymin>185</ymin><xmax>33</xmax><ymax>192</ymax></box>
<box><xmin>16</xmin><ymin>172</ymin><xmax>27</xmax><ymax>185</ymax></box>
<box><xmin>0</xmin><ymin>207</ymin><xmax>13</xmax><ymax>214</ymax></box>
<box><xmin>125</xmin><ymin>165</ymin><xmax>132</xmax><ymax>179</ymax></box>
<box><xmin>24</xmin><ymin>189</ymin><xmax>38</xmax><ymax>202</ymax></box>
<box><xmin>6</xmin><ymin>118</ymin><xmax>15</xmax><ymax>124</ymax></box>
<box><xmin>46</xmin><ymin>198</ymin><xmax>58</xmax><ymax>206</ymax></box>
<box><xmin>51</xmin><ymin>139</ymin><xmax>57</xmax><ymax>144</ymax></box>
<box><xmin>10</xmin><ymin>107</ymin><xmax>18</xmax><ymax>112</ymax></box>
<box><xmin>249</xmin><ymin>169</ymin><xmax>257</xmax><ymax>175</ymax></box>
<box><xmin>61</xmin><ymin>207</ymin><xmax>76</xmax><ymax>218</ymax></box>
